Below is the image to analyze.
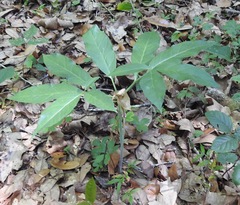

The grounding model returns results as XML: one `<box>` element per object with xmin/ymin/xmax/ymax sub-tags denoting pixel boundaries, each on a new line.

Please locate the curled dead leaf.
<box><xmin>108</xmin><ymin>152</ymin><xmax>120</xmax><ymax>175</ymax></box>
<box><xmin>124</xmin><ymin>139</ymin><xmax>139</xmax><ymax>150</ymax></box>
<box><xmin>38</xmin><ymin>17</ymin><xmax>59</xmax><ymax>30</ymax></box>
<box><xmin>163</xmin><ymin>149</ymin><xmax>176</xmax><ymax>162</ymax></box>
<box><xmin>51</xmin><ymin>151</ymin><xmax>65</xmax><ymax>159</ymax></box>
<box><xmin>193</xmin><ymin>133</ymin><xmax>217</xmax><ymax>144</ymax></box>
<box><xmin>50</xmin><ymin>152</ymin><xmax>80</xmax><ymax>170</ymax></box>
<box><xmin>50</xmin><ymin>159</ymin><xmax>80</xmax><ymax>170</ymax></box>
<box><xmin>30</xmin><ymin>169</ymin><xmax>50</xmax><ymax>185</ymax></box>
<box><xmin>114</xmin><ymin>89</ymin><xmax>131</xmax><ymax>110</ymax></box>
<box><xmin>124</xmin><ymin>123</ymin><xmax>136</xmax><ymax>137</ymax></box>
<box><xmin>168</xmin><ymin>164</ymin><xmax>179</xmax><ymax>182</ymax></box>
<box><xmin>144</xmin><ymin>183</ymin><xmax>160</xmax><ymax>201</ymax></box>
<box><xmin>163</xmin><ymin>120</ymin><xmax>178</xmax><ymax>130</ymax></box>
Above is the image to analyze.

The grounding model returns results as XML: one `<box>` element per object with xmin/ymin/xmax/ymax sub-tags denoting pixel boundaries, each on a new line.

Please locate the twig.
<box><xmin>99</xmin><ymin>2</ymin><xmax>115</xmax><ymax>18</ymax></box>
<box><xmin>223</xmin><ymin>9</ymin><xmax>240</xmax><ymax>14</ymax></box>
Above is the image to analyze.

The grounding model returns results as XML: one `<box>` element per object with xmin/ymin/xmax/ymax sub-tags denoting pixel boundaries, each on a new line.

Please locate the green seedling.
<box><xmin>205</xmin><ymin>110</ymin><xmax>240</xmax><ymax>185</ymax></box>
<box><xmin>0</xmin><ymin>67</ymin><xmax>15</xmax><ymax>84</ymax></box>
<box><xmin>91</xmin><ymin>137</ymin><xmax>118</xmax><ymax>172</ymax></box>
<box><xmin>78</xmin><ymin>178</ymin><xmax>97</xmax><ymax>205</ymax></box>
<box><xmin>122</xmin><ymin>188</ymin><xmax>139</xmax><ymax>205</ymax></box>
<box><xmin>9</xmin><ymin>25</ymin><xmax>48</xmax><ymax>46</ymax></box>
<box><xmin>108</xmin><ymin>171</ymin><xmax>129</xmax><ymax>195</ymax></box>
<box><xmin>9</xmin><ymin>25</ymin><xmax>230</xmax><ymax>174</ymax></box>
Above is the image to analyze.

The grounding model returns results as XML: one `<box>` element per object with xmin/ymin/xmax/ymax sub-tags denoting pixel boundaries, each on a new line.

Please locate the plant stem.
<box><xmin>110</xmin><ymin>77</ymin><xmax>117</xmax><ymax>92</ymax></box>
<box><xmin>118</xmin><ymin>104</ymin><xmax>125</xmax><ymax>173</ymax></box>
<box><xmin>129</xmin><ymin>0</ymin><xmax>143</xmax><ymax>33</ymax></box>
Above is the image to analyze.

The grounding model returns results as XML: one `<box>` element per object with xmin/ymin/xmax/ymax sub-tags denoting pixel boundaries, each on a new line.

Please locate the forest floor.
<box><xmin>0</xmin><ymin>0</ymin><xmax>240</xmax><ymax>204</ymax></box>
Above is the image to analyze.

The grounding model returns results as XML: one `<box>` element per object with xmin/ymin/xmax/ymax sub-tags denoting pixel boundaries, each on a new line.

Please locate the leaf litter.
<box><xmin>0</xmin><ymin>0</ymin><xmax>240</xmax><ymax>204</ymax></box>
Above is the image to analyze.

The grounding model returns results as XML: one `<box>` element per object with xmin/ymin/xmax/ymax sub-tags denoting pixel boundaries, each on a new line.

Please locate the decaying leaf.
<box><xmin>50</xmin><ymin>152</ymin><xmax>80</xmax><ymax>170</ymax></box>
<box><xmin>144</xmin><ymin>182</ymin><xmax>160</xmax><ymax>202</ymax></box>
<box><xmin>114</xmin><ymin>89</ymin><xmax>131</xmax><ymax>110</ymax></box>
<box><xmin>108</xmin><ymin>152</ymin><xmax>120</xmax><ymax>175</ymax></box>
<box><xmin>168</xmin><ymin>164</ymin><xmax>179</xmax><ymax>182</ymax></box>
<box><xmin>50</xmin><ymin>159</ymin><xmax>80</xmax><ymax>170</ymax></box>
<box><xmin>28</xmin><ymin>169</ymin><xmax>50</xmax><ymax>185</ymax></box>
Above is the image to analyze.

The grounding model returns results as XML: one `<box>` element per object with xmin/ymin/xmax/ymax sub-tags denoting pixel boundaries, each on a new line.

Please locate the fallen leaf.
<box><xmin>114</xmin><ymin>89</ymin><xmax>131</xmax><ymax>110</ymax></box>
<box><xmin>50</xmin><ymin>159</ymin><xmax>80</xmax><ymax>170</ymax></box>
<box><xmin>79</xmin><ymin>162</ymin><xmax>92</xmax><ymax>183</ymax></box>
<box><xmin>28</xmin><ymin>169</ymin><xmax>50</xmax><ymax>185</ymax></box>
<box><xmin>108</xmin><ymin>152</ymin><xmax>120</xmax><ymax>175</ymax></box>
<box><xmin>144</xmin><ymin>183</ymin><xmax>160</xmax><ymax>202</ymax></box>
<box><xmin>168</xmin><ymin>164</ymin><xmax>179</xmax><ymax>181</ymax></box>
<box><xmin>216</xmin><ymin>0</ymin><xmax>231</xmax><ymax>7</ymax></box>
<box><xmin>51</xmin><ymin>151</ymin><xmax>66</xmax><ymax>159</ymax></box>
<box><xmin>124</xmin><ymin>139</ymin><xmax>139</xmax><ymax>150</ymax></box>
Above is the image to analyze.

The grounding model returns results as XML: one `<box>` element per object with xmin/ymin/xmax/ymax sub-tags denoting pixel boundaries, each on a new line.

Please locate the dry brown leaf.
<box><xmin>209</xmin><ymin>177</ymin><xmax>220</xmax><ymax>192</ymax></box>
<box><xmin>216</xmin><ymin>0</ymin><xmax>231</xmax><ymax>7</ymax></box>
<box><xmin>114</xmin><ymin>89</ymin><xmax>131</xmax><ymax>110</ymax></box>
<box><xmin>0</xmin><ymin>133</ymin><xmax>27</xmax><ymax>182</ymax></box>
<box><xmin>50</xmin><ymin>152</ymin><xmax>80</xmax><ymax>170</ymax></box>
<box><xmin>136</xmin><ymin>145</ymin><xmax>150</xmax><ymax>161</ymax></box>
<box><xmin>108</xmin><ymin>152</ymin><xmax>120</xmax><ymax>175</ymax></box>
<box><xmin>168</xmin><ymin>164</ymin><xmax>178</xmax><ymax>182</ymax></box>
<box><xmin>129</xmin><ymin>179</ymin><xmax>140</xmax><ymax>189</ymax></box>
<box><xmin>79</xmin><ymin>162</ymin><xmax>91</xmax><ymax>183</ymax></box>
<box><xmin>57</xmin><ymin>19</ymin><xmax>74</xmax><ymax>28</ymax></box>
<box><xmin>177</xmin><ymin>118</ymin><xmax>195</xmax><ymax>132</ymax></box>
<box><xmin>141</xmin><ymin>160</ymin><xmax>154</xmax><ymax>179</ymax></box>
<box><xmin>193</xmin><ymin>133</ymin><xmax>217</xmax><ymax>144</ymax></box>
<box><xmin>50</xmin><ymin>159</ymin><xmax>80</xmax><ymax>170</ymax></box>
<box><xmin>154</xmin><ymin>167</ymin><xmax>167</xmax><ymax>181</ymax></box>
<box><xmin>163</xmin><ymin>120</ymin><xmax>178</xmax><ymax>130</ymax></box>
<box><xmin>163</xmin><ymin>149</ymin><xmax>176</xmax><ymax>162</ymax></box>
<box><xmin>29</xmin><ymin>169</ymin><xmax>50</xmax><ymax>185</ymax></box>
<box><xmin>51</xmin><ymin>151</ymin><xmax>66</xmax><ymax>159</ymax></box>
<box><xmin>77</xmin><ymin>153</ymin><xmax>90</xmax><ymax>167</ymax></box>
<box><xmin>38</xmin><ymin>17</ymin><xmax>59</xmax><ymax>30</ymax></box>
<box><xmin>124</xmin><ymin>139</ymin><xmax>139</xmax><ymax>150</ymax></box>
<box><xmin>144</xmin><ymin>183</ymin><xmax>160</xmax><ymax>202</ymax></box>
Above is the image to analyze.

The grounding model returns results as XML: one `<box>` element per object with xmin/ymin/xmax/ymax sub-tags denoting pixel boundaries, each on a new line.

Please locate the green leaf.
<box><xmin>110</xmin><ymin>63</ymin><xmax>148</xmax><ymax>77</ymax></box>
<box><xmin>9</xmin><ymin>83</ymin><xmax>80</xmax><ymax>104</ymax></box>
<box><xmin>132</xmin><ymin>32</ymin><xmax>160</xmax><ymax>64</ymax></box>
<box><xmin>232</xmin><ymin>164</ymin><xmax>240</xmax><ymax>185</ymax></box>
<box><xmin>205</xmin><ymin>45</ymin><xmax>231</xmax><ymax>61</ymax></box>
<box><xmin>117</xmin><ymin>1</ymin><xmax>132</xmax><ymax>11</ymax></box>
<box><xmin>158</xmin><ymin>64</ymin><xmax>219</xmax><ymax>88</ymax></box>
<box><xmin>23</xmin><ymin>25</ymin><xmax>38</xmax><ymax>40</ymax></box>
<box><xmin>24</xmin><ymin>54</ymin><xmax>36</xmax><ymax>68</ymax></box>
<box><xmin>85</xmin><ymin>178</ymin><xmax>97</xmax><ymax>204</ymax></box>
<box><xmin>0</xmin><ymin>67</ymin><xmax>15</xmax><ymax>84</ymax></box>
<box><xmin>83</xmin><ymin>25</ymin><xmax>116</xmax><ymax>75</ymax></box>
<box><xmin>217</xmin><ymin>153</ymin><xmax>238</xmax><ymax>164</ymax></box>
<box><xmin>150</xmin><ymin>40</ymin><xmax>217</xmax><ymax>70</ymax></box>
<box><xmin>222</xmin><ymin>20</ymin><xmax>240</xmax><ymax>38</ymax></box>
<box><xmin>9</xmin><ymin>38</ymin><xmax>25</xmax><ymax>46</ymax></box>
<box><xmin>34</xmin><ymin>92</ymin><xmax>81</xmax><ymax>134</ymax></box>
<box><xmin>232</xmin><ymin>75</ymin><xmax>240</xmax><ymax>84</ymax></box>
<box><xmin>232</xmin><ymin>92</ymin><xmax>240</xmax><ymax>102</ymax></box>
<box><xmin>211</xmin><ymin>135</ymin><xmax>238</xmax><ymax>153</ymax></box>
<box><xmin>135</xmin><ymin>118</ymin><xmax>149</xmax><ymax>132</ymax></box>
<box><xmin>28</xmin><ymin>38</ymin><xmax>49</xmax><ymax>45</ymax></box>
<box><xmin>43</xmin><ymin>54</ymin><xmax>97</xmax><ymax>88</ymax></box>
<box><xmin>205</xmin><ymin>111</ymin><xmax>233</xmax><ymax>133</ymax></box>
<box><xmin>139</xmin><ymin>70</ymin><xmax>166</xmax><ymax>111</ymax></box>
<box><xmin>84</xmin><ymin>89</ymin><xmax>116</xmax><ymax>112</ymax></box>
